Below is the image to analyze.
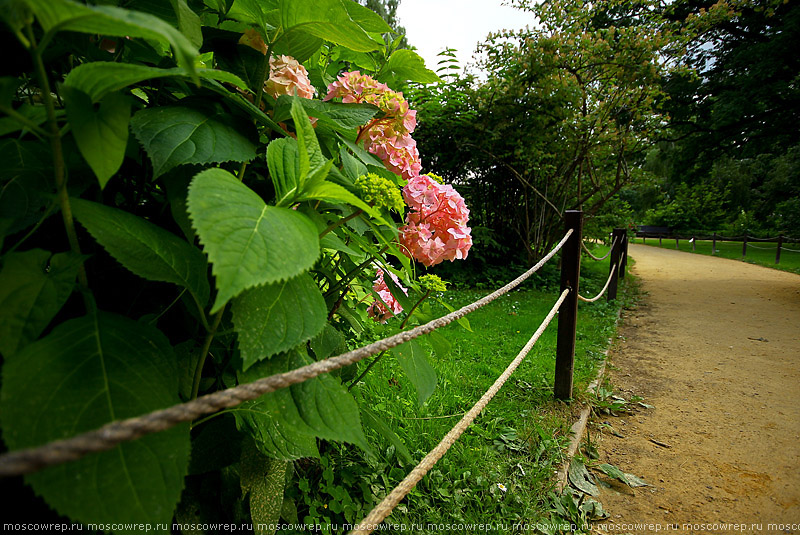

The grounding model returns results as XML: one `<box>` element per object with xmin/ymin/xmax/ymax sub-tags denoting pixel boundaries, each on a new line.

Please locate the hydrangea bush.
<box><xmin>0</xmin><ymin>0</ymin><xmax>469</xmax><ymax>530</ymax></box>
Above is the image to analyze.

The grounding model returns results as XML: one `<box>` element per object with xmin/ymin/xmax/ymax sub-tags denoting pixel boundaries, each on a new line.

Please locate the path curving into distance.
<box><xmin>595</xmin><ymin>243</ymin><xmax>800</xmax><ymax>533</ymax></box>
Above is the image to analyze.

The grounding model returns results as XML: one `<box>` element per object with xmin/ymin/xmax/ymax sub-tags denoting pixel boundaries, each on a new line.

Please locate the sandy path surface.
<box><xmin>594</xmin><ymin>244</ymin><xmax>800</xmax><ymax>534</ymax></box>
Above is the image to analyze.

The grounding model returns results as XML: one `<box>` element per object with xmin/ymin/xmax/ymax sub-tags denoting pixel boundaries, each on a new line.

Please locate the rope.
<box><xmin>747</xmin><ymin>244</ymin><xmax>775</xmax><ymax>250</ymax></box>
<box><xmin>0</xmin><ymin>230</ymin><xmax>575</xmax><ymax>478</ymax></box>
<box><xmin>578</xmin><ymin>262</ymin><xmax>618</xmax><ymax>303</ymax></box>
<box><xmin>581</xmin><ymin>236</ymin><xmax>618</xmax><ymax>262</ymax></box>
<box><xmin>349</xmin><ymin>289</ymin><xmax>571</xmax><ymax>535</ymax></box>
<box><xmin>780</xmin><ymin>245</ymin><xmax>800</xmax><ymax>253</ymax></box>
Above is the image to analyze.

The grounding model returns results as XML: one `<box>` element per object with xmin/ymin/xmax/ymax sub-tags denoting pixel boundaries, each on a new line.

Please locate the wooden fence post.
<box><xmin>742</xmin><ymin>235</ymin><xmax>748</xmax><ymax>258</ymax></box>
<box><xmin>555</xmin><ymin>210</ymin><xmax>582</xmax><ymax>401</ymax></box>
<box><xmin>620</xmin><ymin>231</ymin><xmax>628</xmax><ymax>279</ymax></box>
<box><xmin>692</xmin><ymin>235</ymin><xmax>696</xmax><ymax>252</ymax></box>
<box><xmin>607</xmin><ymin>228</ymin><xmax>624</xmax><ymax>302</ymax></box>
<box><xmin>776</xmin><ymin>235</ymin><xmax>783</xmax><ymax>264</ymax></box>
<box><xmin>712</xmin><ymin>233</ymin><xmax>717</xmax><ymax>254</ymax></box>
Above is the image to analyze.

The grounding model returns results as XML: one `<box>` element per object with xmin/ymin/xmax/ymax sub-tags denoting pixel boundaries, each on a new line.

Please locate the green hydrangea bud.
<box><xmin>354</xmin><ymin>173</ymin><xmax>404</xmax><ymax>214</ymax></box>
<box><xmin>426</xmin><ymin>172</ymin><xmax>445</xmax><ymax>184</ymax></box>
<box><xmin>419</xmin><ymin>274</ymin><xmax>448</xmax><ymax>293</ymax></box>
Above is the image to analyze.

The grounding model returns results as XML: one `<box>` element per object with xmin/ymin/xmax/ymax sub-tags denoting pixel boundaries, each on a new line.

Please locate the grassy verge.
<box><xmin>287</xmin><ymin>244</ymin><xmax>632</xmax><ymax>534</ymax></box>
<box><xmin>636</xmin><ymin>237</ymin><xmax>800</xmax><ymax>274</ymax></box>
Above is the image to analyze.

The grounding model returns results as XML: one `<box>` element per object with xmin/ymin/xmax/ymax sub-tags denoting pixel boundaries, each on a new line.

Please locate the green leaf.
<box><xmin>360</xmin><ymin>406</ymin><xmax>413</xmax><ymax>464</ymax></box>
<box><xmin>597</xmin><ymin>463</ymin><xmax>632</xmax><ymax>487</ymax></box>
<box><xmin>392</xmin><ymin>340</ymin><xmax>437</xmax><ymax>406</ymax></box>
<box><xmin>278</xmin><ymin>0</ymin><xmax>385</xmax><ymax>53</ymax></box>
<box><xmin>71</xmin><ymin>198</ymin><xmax>210</xmax><ymax>308</ymax></box>
<box><xmin>0</xmin><ymin>310</ymin><xmax>190</xmax><ymax>531</ymax></box>
<box><xmin>0</xmin><ymin>249</ymin><xmax>82</xmax><ymax>357</ymax></box>
<box><xmin>273</xmin><ymin>95</ymin><xmax>378</xmax><ymax>133</ymax></box>
<box><xmin>187</xmin><ymin>414</ymin><xmax>243</xmax><ymax>475</ymax></box>
<box><xmin>187</xmin><ymin>168</ymin><xmax>320</xmax><ymax>313</ymax></box>
<box><xmin>130</xmin><ymin>104</ymin><xmax>256</xmax><ymax>177</ymax></box>
<box><xmin>26</xmin><ymin>0</ymin><xmax>198</xmax><ymax>75</ymax></box>
<box><xmin>63</xmin><ymin>63</ymin><xmax>248</xmax><ymax>103</ymax></box>
<box><xmin>62</xmin><ymin>87</ymin><xmax>131</xmax><ymax>188</ymax></box>
<box><xmin>170</xmin><ymin>0</ymin><xmax>203</xmax><ymax>48</ymax></box>
<box><xmin>234</xmin><ymin>349</ymin><xmax>369</xmax><ymax>460</ymax></box>
<box><xmin>380</xmin><ymin>49</ymin><xmax>441</xmax><ymax>85</ymax></box>
<box><xmin>231</xmin><ymin>274</ymin><xmax>326</xmax><ymax>369</ymax></box>
<box><xmin>309</xmin><ymin>323</ymin><xmax>345</xmax><ymax>361</ymax></box>
<box><xmin>266</xmin><ymin>136</ymin><xmax>300</xmax><ymax>207</ymax></box>
<box><xmin>290</xmin><ymin>98</ymin><xmax>326</xmax><ymax>183</ymax></box>
<box><xmin>241</xmin><ymin>439</ymin><xmax>287</xmax><ymax>535</ymax></box>
<box><xmin>296</xmin><ymin>180</ymin><xmax>385</xmax><ymax>223</ymax></box>
<box><xmin>568</xmin><ymin>459</ymin><xmax>600</xmax><ymax>497</ymax></box>
<box><xmin>426</xmin><ymin>330</ymin><xmax>452</xmax><ymax>359</ymax></box>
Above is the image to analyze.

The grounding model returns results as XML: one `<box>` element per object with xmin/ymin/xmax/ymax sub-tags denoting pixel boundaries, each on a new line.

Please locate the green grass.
<box><xmin>288</xmin><ymin>244</ymin><xmax>631</xmax><ymax>534</ymax></box>
<box><xmin>637</xmin><ymin>236</ymin><xmax>800</xmax><ymax>274</ymax></box>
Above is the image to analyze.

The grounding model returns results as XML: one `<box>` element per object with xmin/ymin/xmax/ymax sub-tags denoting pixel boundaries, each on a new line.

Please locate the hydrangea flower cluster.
<box><xmin>265</xmin><ymin>55</ymin><xmax>315</xmax><ymax>100</ymax></box>
<box><xmin>324</xmin><ymin>72</ymin><xmax>472</xmax><ymax>267</ymax></box>
<box><xmin>367</xmin><ymin>268</ymin><xmax>408</xmax><ymax>323</ymax></box>
<box><xmin>399</xmin><ymin>174</ymin><xmax>472</xmax><ymax>267</ymax></box>
<box><xmin>354</xmin><ymin>173</ymin><xmax>404</xmax><ymax>214</ymax></box>
<box><xmin>324</xmin><ymin>71</ymin><xmax>420</xmax><ymax>181</ymax></box>
<box><xmin>419</xmin><ymin>274</ymin><xmax>448</xmax><ymax>293</ymax></box>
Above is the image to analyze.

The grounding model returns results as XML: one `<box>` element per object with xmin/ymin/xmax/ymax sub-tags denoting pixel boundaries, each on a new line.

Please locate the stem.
<box><xmin>319</xmin><ymin>209</ymin><xmax>364</xmax><ymax>238</ymax></box>
<box><xmin>348</xmin><ymin>351</ymin><xmax>387</xmax><ymax>391</ymax></box>
<box><xmin>27</xmin><ymin>23</ymin><xmax>91</xmax><ymax>308</ymax></box>
<box><xmin>190</xmin><ymin>308</ymin><xmax>225</xmax><ymax>400</ymax></box>
<box><xmin>0</xmin><ymin>104</ymin><xmax>51</xmax><ymax>138</ymax></box>
<box><xmin>324</xmin><ymin>245</ymin><xmax>389</xmax><ymax>299</ymax></box>
<box><xmin>399</xmin><ymin>289</ymin><xmax>431</xmax><ymax>330</ymax></box>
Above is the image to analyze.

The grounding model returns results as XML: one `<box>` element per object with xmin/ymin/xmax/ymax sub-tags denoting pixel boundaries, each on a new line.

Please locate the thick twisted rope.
<box><xmin>349</xmin><ymin>288</ymin><xmax>571</xmax><ymax>535</ymax></box>
<box><xmin>578</xmin><ymin>262</ymin><xmax>618</xmax><ymax>303</ymax></box>
<box><xmin>580</xmin><ymin>236</ymin><xmax>617</xmax><ymax>261</ymax></box>
<box><xmin>0</xmin><ymin>230</ymin><xmax>574</xmax><ymax>478</ymax></box>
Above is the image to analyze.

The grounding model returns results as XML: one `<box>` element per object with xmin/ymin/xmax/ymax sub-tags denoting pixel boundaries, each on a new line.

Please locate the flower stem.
<box><xmin>27</xmin><ymin>23</ymin><xmax>91</xmax><ymax>309</ymax></box>
<box><xmin>238</xmin><ymin>43</ymin><xmax>273</xmax><ymax>181</ymax></box>
<box><xmin>348</xmin><ymin>351</ymin><xmax>387</xmax><ymax>390</ymax></box>
<box><xmin>319</xmin><ymin>209</ymin><xmax>364</xmax><ymax>238</ymax></box>
<box><xmin>400</xmin><ymin>289</ymin><xmax>431</xmax><ymax>330</ymax></box>
<box><xmin>190</xmin><ymin>308</ymin><xmax>225</xmax><ymax>400</ymax></box>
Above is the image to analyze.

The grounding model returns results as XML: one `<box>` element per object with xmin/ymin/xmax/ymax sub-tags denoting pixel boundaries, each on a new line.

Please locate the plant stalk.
<box><xmin>190</xmin><ymin>308</ymin><xmax>225</xmax><ymax>400</ymax></box>
<box><xmin>27</xmin><ymin>23</ymin><xmax>91</xmax><ymax>308</ymax></box>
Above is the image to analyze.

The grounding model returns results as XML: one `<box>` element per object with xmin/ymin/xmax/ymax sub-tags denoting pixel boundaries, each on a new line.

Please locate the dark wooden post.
<box><xmin>620</xmin><ymin>231</ymin><xmax>628</xmax><ymax>279</ymax></box>
<box><xmin>712</xmin><ymin>233</ymin><xmax>717</xmax><ymax>254</ymax></box>
<box><xmin>776</xmin><ymin>235</ymin><xmax>783</xmax><ymax>264</ymax></box>
<box><xmin>555</xmin><ymin>210</ymin><xmax>582</xmax><ymax>401</ymax></box>
<box><xmin>675</xmin><ymin>237</ymin><xmax>680</xmax><ymax>249</ymax></box>
<box><xmin>659</xmin><ymin>235</ymin><xmax>662</xmax><ymax>246</ymax></box>
<box><xmin>692</xmin><ymin>235</ymin><xmax>696</xmax><ymax>252</ymax></box>
<box><xmin>607</xmin><ymin>228</ymin><xmax>624</xmax><ymax>302</ymax></box>
<box><xmin>742</xmin><ymin>235</ymin><xmax>748</xmax><ymax>258</ymax></box>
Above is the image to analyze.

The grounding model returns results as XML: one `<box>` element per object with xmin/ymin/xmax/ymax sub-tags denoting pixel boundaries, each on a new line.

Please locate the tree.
<box><xmin>413</xmin><ymin>0</ymin><xmax>686</xmax><ymax>262</ymax></box>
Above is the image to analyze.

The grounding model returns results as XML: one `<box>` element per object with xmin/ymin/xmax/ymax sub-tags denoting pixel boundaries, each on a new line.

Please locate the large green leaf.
<box><xmin>278</xmin><ymin>0</ymin><xmax>386</xmax><ymax>53</ymax></box>
<box><xmin>25</xmin><ymin>0</ymin><xmax>198</xmax><ymax>75</ymax></box>
<box><xmin>63</xmin><ymin>63</ymin><xmax>248</xmax><ymax>103</ymax></box>
<box><xmin>241</xmin><ymin>439</ymin><xmax>287</xmax><ymax>535</ymax></box>
<box><xmin>0</xmin><ymin>311</ymin><xmax>190</xmax><ymax>532</ymax></box>
<box><xmin>392</xmin><ymin>339</ymin><xmax>437</xmax><ymax>406</ymax></box>
<box><xmin>130</xmin><ymin>104</ymin><xmax>256</xmax><ymax>177</ymax></box>
<box><xmin>273</xmin><ymin>95</ymin><xmax>379</xmax><ymax>133</ymax></box>
<box><xmin>62</xmin><ymin>87</ymin><xmax>131</xmax><ymax>188</ymax></box>
<box><xmin>231</xmin><ymin>273</ymin><xmax>327</xmax><ymax>369</ymax></box>
<box><xmin>187</xmin><ymin>168</ymin><xmax>319</xmax><ymax>313</ymax></box>
<box><xmin>266</xmin><ymin>137</ymin><xmax>300</xmax><ymax>207</ymax></box>
<box><xmin>381</xmin><ymin>49</ymin><xmax>441</xmax><ymax>85</ymax></box>
<box><xmin>71</xmin><ymin>198</ymin><xmax>210</xmax><ymax>308</ymax></box>
<box><xmin>0</xmin><ymin>249</ymin><xmax>82</xmax><ymax>357</ymax></box>
<box><xmin>169</xmin><ymin>0</ymin><xmax>203</xmax><ymax>48</ymax></box>
<box><xmin>234</xmin><ymin>349</ymin><xmax>369</xmax><ymax>460</ymax></box>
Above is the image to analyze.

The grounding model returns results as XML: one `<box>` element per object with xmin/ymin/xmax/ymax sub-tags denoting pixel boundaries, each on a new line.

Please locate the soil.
<box><xmin>591</xmin><ymin>243</ymin><xmax>800</xmax><ymax>534</ymax></box>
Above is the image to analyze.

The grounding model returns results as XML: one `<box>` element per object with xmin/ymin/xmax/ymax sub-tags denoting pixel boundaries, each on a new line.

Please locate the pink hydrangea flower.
<box><xmin>365</xmin><ymin>125</ymin><xmax>422</xmax><ymax>181</ymax></box>
<box><xmin>367</xmin><ymin>268</ymin><xmax>408</xmax><ymax>323</ymax></box>
<box><xmin>265</xmin><ymin>55</ymin><xmax>315</xmax><ymax>100</ymax></box>
<box><xmin>399</xmin><ymin>174</ymin><xmax>472</xmax><ymax>267</ymax></box>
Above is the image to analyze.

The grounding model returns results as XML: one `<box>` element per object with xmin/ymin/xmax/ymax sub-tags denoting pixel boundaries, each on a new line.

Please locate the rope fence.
<box><xmin>350</xmin><ymin>289</ymin><xmax>571</xmax><ymax>535</ymax></box>
<box><xmin>578</xmin><ymin>262</ymin><xmax>618</xmax><ymax>303</ymax></box>
<box><xmin>581</xmin><ymin>237</ymin><xmax>617</xmax><ymax>261</ymax></box>
<box><xmin>637</xmin><ymin>232</ymin><xmax>800</xmax><ymax>265</ymax></box>
<box><xmin>0</xmin><ymin>230</ymin><xmax>578</xmax><ymax>478</ymax></box>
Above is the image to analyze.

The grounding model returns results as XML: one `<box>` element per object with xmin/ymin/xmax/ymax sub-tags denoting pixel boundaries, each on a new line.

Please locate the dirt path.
<box><xmin>593</xmin><ymin>244</ymin><xmax>800</xmax><ymax>534</ymax></box>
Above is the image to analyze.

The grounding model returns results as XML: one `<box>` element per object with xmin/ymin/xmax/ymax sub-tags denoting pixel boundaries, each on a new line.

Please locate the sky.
<box><xmin>395</xmin><ymin>0</ymin><xmax>537</xmax><ymax>75</ymax></box>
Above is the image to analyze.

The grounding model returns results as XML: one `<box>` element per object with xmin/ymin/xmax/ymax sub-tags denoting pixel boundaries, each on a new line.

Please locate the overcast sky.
<box><xmin>395</xmin><ymin>0</ymin><xmax>537</xmax><ymax>75</ymax></box>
